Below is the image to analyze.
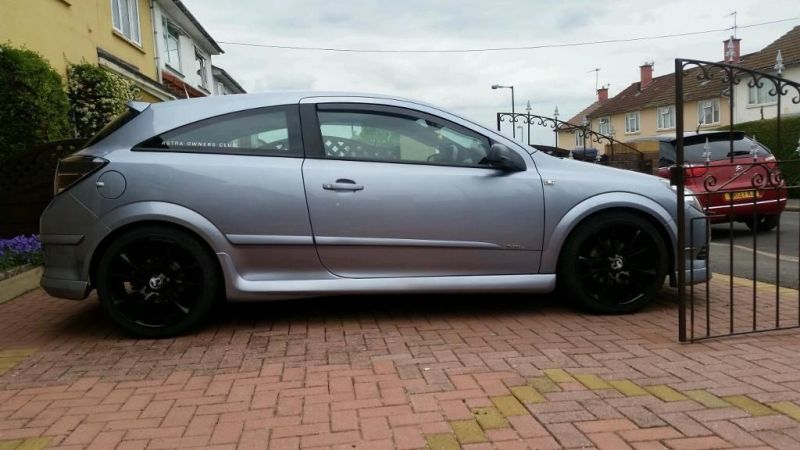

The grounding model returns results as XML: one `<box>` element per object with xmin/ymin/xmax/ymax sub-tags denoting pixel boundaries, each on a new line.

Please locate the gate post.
<box><xmin>674</xmin><ymin>59</ymin><xmax>687</xmax><ymax>342</ymax></box>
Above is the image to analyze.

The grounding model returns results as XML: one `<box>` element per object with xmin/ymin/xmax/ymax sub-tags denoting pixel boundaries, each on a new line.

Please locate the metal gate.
<box><xmin>495</xmin><ymin>112</ymin><xmax>651</xmax><ymax>173</ymax></box>
<box><xmin>675</xmin><ymin>58</ymin><xmax>800</xmax><ymax>341</ymax></box>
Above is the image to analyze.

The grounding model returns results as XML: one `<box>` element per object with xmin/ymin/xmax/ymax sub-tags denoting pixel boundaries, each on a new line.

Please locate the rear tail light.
<box><xmin>54</xmin><ymin>155</ymin><xmax>108</xmax><ymax>195</ymax></box>
<box><xmin>685</xmin><ymin>165</ymin><xmax>708</xmax><ymax>178</ymax></box>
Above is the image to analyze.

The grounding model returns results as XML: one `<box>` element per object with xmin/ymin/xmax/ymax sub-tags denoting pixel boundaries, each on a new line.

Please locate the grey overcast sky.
<box><xmin>186</xmin><ymin>0</ymin><xmax>798</xmax><ymax>142</ymax></box>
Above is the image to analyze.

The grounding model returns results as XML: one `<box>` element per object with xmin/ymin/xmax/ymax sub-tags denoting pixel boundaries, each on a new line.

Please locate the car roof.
<box><xmin>139</xmin><ymin>91</ymin><xmax>433</xmax><ymax>113</ymax></box>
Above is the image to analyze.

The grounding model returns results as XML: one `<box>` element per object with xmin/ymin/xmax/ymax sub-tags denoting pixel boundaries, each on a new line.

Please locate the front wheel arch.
<box><xmin>557</xmin><ymin>209</ymin><xmax>671</xmax><ymax>313</ymax></box>
<box><xmin>556</xmin><ymin>207</ymin><xmax>675</xmax><ymax>279</ymax></box>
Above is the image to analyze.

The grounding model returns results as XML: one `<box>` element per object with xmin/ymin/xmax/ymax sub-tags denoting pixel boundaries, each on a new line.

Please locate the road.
<box><xmin>708</xmin><ymin>211</ymin><xmax>800</xmax><ymax>288</ymax></box>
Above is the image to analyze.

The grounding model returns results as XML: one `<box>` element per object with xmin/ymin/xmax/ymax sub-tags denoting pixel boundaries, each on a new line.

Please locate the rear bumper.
<box><xmin>705</xmin><ymin>198</ymin><xmax>787</xmax><ymax>220</ymax></box>
<box><xmin>41</xmin><ymin>276</ymin><xmax>90</xmax><ymax>300</ymax></box>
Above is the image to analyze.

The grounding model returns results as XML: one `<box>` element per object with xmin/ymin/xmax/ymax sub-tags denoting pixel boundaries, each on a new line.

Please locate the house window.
<box><xmin>164</xmin><ymin>20</ymin><xmax>181</xmax><ymax>70</ymax></box>
<box><xmin>698</xmin><ymin>99</ymin><xmax>720</xmax><ymax>125</ymax></box>
<box><xmin>625</xmin><ymin>111</ymin><xmax>640</xmax><ymax>133</ymax></box>
<box><xmin>574</xmin><ymin>129</ymin><xmax>585</xmax><ymax>147</ymax></box>
<box><xmin>748</xmin><ymin>82</ymin><xmax>777</xmax><ymax>105</ymax></box>
<box><xmin>657</xmin><ymin>105</ymin><xmax>675</xmax><ymax>129</ymax></box>
<box><xmin>111</xmin><ymin>0</ymin><xmax>141</xmax><ymax>44</ymax></box>
<box><xmin>598</xmin><ymin>117</ymin><xmax>610</xmax><ymax>135</ymax></box>
<box><xmin>195</xmin><ymin>49</ymin><xmax>208</xmax><ymax>89</ymax></box>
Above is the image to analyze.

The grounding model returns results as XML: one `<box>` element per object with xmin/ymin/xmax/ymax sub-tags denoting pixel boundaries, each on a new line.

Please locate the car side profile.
<box><xmin>40</xmin><ymin>92</ymin><xmax>708</xmax><ymax>337</ymax></box>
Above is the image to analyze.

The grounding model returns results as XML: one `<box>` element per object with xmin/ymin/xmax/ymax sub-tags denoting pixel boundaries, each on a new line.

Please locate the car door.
<box><xmin>300</xmin><ymin>100</ymin><xmax>545</xmax><ymax>278</ymax></box>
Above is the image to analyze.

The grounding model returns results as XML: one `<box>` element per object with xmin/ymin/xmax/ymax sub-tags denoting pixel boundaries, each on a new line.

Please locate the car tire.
<box><xmin>95</xmin><ymin>225</ymin><xmax>220</xmax><ymax>338</ymax></box>
<box><xmin>559</xmin><ymin>211</ymin><xmax>668</xmax><ymax>314</ymax></box>
<box><xmin>745</xmin><ymin>214</ymin><xmax>780</xmax><ymax>232</ymax></box>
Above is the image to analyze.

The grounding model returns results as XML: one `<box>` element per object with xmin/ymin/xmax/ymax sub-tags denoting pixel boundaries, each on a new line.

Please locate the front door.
<box><xmin>301</xmin><ymin>102</ymin><xmax>544</xmax><ymax>278</ymax></box>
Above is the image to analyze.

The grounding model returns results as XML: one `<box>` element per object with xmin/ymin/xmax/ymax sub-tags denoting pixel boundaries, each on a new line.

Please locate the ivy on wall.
<box><xmin>67</xmin><ymin>63</ymin><xmax>140</xmax><ymax>139</ymax></box>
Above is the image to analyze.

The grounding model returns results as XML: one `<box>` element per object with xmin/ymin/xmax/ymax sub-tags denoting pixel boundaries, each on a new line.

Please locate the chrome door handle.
<box><xmin>323</xmin><ymin>179</ymin><xmax>363</xmax><ymax>191</ymax></box>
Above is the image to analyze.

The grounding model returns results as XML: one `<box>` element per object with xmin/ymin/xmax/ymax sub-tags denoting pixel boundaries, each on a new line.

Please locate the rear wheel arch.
<box><xmin>89</xmin><ymin>220</ymin><xmax>224</xmax><ymax>294</ymax></box>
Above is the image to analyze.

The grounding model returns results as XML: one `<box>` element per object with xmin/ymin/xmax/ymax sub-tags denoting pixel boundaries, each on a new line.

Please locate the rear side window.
<box><xmin>135</xmin><ymin>105</ymin><xmax>302</xmax><ymax>157</ymax></box>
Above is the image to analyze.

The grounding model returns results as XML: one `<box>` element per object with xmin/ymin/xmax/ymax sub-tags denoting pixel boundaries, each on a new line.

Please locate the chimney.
<box><xmin>723</xmin><ymin>35</ymin><xmax>741</xmax><ymax>64</ymax></box>
<box><xmin>639</xmin><ymin>62</ymin><xmax>654</xmax><ymax>90</ymax></box>
<box><xmin>597</xmin><ymin>86</ymin><xmax>609</xmax><ymax>102</ymax></box>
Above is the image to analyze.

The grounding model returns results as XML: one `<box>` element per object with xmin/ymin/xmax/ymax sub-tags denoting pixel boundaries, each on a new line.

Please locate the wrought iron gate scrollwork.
<box><xmin>675</xmin><ymin>58</ymin><xmax>800</xmax><ymax>342</ymax></box>
<box><xmin>495</xmin><ymin>112</ymin><xmax>649</xmax><ymax>173</ymax></box>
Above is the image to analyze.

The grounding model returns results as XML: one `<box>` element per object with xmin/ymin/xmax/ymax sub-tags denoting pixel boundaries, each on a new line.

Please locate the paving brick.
<box><xmin>509</xmin><ymin>385</ymin><xmax>545</xmax><ymax>404</ymax></box>
<box><xmin>608</xmin><ymin>380</ymin><xmax>649</xmax><ymax>397</ymax></box>
<box><xmin>528</xmin><ymin>377</ymin><xmax>561</xmax><ymax>393</ymax></box>
<box><xmin>490</xmin><ymin>395</ymin><xmax>527</xmax><ymax>417</ymax></box>
<box><xmin>684</xmin><ymin>390</ymin><xmax>731</xmax><ymax>409</ymax></box>
<box><xmin>723</xmin><ymin>395</ymin><xmax>777</xmax><ymax>417</ymax></box>
<box><xmin>471</xmin><ymin>407</ymin><xmax>507</xmax><ymax>430</ymax></box>
<box><xmin>450</xmin><ymin>420</ymin><xmax>487</xmax><ymax>444</ymax></box>
<box><xmin>645</xmin><ymin>385</ymin><xmax>689</xmax><ymax>402</ymax></box>
<box><xmin>573</xmin><ymin>373</ymin><xmax>612</xmax><ymax>390</ymax></box>
<box><xmin>768</xmin><ymin>401</ymin><xmax>800</xmax><ymax>421</ymax></box>
<box><xmin>425</xmin><ymin>433</ymin><xmax>460</xmax><ymax>450</ymax></box>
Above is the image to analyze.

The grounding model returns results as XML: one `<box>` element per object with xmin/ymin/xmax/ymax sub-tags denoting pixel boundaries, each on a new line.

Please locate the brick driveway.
<box><xmin>1</xmin><ymin>280</ymin><xmax>800</xmax><ymax>449</ymax></box>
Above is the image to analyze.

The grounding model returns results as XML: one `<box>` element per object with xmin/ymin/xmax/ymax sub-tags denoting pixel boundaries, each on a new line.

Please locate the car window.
<box><xmin>316</xmin><ymin>110</ymin><xmax>491</xmax><ymax>167</ymax></box>
<box><xmin>659</xmin><ymin>137</ymin><xmax>772</xmax><ymax>167</ymax></box>
<box><xmin>136</xmin><ymin>106</ymin><xmax>302</xmax><ymax>157</ymax></box>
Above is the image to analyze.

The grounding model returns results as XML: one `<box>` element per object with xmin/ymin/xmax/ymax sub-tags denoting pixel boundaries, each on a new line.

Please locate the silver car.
<box><xmin>40</xmin><ymin>92</ymin><xmax>708</xmax><ymax>337</ymax></box>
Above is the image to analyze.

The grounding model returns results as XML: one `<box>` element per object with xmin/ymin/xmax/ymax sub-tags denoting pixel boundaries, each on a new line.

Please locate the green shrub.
<box><xmin>0</xmin><ymin>44</ymin><xmax>71</xmax><ymax>158</ymax></box>
<box><xmin>728</xmin><ymin>115</ymin><xmax>800</xmax><ymax>192</ymax></box>
<box><xmin>67</xmin><ymin>63</ymin><xmax>139</xmax><ymax>139</ymax></box>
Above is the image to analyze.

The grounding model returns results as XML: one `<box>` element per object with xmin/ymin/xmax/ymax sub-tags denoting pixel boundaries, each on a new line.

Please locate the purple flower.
<box><xmin>0</xmin><ymin>235</ymin><xmax>43</xmax><ymax>268</ymax></box>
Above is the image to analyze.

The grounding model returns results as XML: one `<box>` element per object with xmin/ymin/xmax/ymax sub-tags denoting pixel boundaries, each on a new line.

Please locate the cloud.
<box><xmin>186</xmin><ymin>0</ymin><xmax>798</xmax><ymax>142</ymax></box>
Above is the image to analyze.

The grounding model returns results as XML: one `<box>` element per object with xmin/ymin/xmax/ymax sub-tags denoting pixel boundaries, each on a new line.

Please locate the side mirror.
<box><xmin>486</xmin><ymin>143</ymin><xmax>526</xmax><ymax>172</ymax></box>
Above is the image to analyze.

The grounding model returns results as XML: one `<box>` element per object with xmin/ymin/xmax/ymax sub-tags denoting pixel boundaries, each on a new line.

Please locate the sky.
<box><xmin>186</xmin><ymin>0</ymin><xmax>798</xmax><ymax>143</ymax></box>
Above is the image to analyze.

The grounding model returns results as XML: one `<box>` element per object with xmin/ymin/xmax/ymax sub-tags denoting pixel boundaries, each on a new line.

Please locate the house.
<box><xmin>0</xmin><ymin>0</ymin><xmax>172</xmax><ymax>102</ymax></box>
<box><xmin>152</xmin><ymin>0</ymin><xmax>225</xmax><ymax>98</ymax></box>
<box><xmin>0</xmin><ymin>0</ymin><xmax>244</xmax><ymax>102</ymax></box>
<box><xmin>556</xmin><ymin>87</ymin><xmax>610</xmax><ymax>149</ymax></box>
<box><xmin>558</xmin><ymin>26</ymin><xmax>800</xmax><ymax>153</ymax></box>
<box><xmin>732</xmin><ymin>26</ymin><xmax>800</xmax><ymax>123</ymax></box>
<box><xmin>212</xmin><ymin>66</ymin><xmax>247</xmax><ymax>95</ymax></box>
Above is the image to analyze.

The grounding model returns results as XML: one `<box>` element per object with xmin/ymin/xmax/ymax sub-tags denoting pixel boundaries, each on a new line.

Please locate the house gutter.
<box><xmin>149</xmin><ymin>0</ymin><xmax>162</xmax><ymax>84</ymax></box>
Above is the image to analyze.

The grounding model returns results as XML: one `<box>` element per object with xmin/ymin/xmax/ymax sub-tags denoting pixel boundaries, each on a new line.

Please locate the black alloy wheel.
<box><xmin>95</xmin><ymin>226</ymin><xmax>220</xmax><ymax>337</ymax></box>
<box><xmin>559</xmin><ymin>211</ymin><xmax>668</xmax><ymax>314</ymax></box>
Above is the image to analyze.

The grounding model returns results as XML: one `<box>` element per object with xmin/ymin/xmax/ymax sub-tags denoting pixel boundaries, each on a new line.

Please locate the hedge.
<box><xmin>67</xmin><ymin>63</ymin><xmax>139</xmax><ymax>139</ymax></box>
<box><xmin>0</xmin><ymin>44</ymin><xmax>71</xmax><ymax>158</ymax></box>
<box><xmin>727</xmin><ymin>115</ymin><xmax>800</xmax><ymax>190</ymax></box>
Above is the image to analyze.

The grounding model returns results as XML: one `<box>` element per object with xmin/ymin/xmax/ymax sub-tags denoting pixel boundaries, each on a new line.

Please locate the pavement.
<box><xmin>1</xmin><ymin>283</ymin><xmax>800</xmax><ymax>449</ymax></box>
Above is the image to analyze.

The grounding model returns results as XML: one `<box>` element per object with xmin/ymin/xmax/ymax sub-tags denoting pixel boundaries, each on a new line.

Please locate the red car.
<box><xmin>650</xmin><ymin>132</ymin><xmax>786</xmax><ymax>232</ymax></box>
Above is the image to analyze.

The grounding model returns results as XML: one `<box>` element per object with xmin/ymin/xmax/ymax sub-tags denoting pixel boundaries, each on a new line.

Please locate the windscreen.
<box><xmin>85</xmin><ymin>107</ymin><xmax>139</xmax><ymax>147</ymax></box>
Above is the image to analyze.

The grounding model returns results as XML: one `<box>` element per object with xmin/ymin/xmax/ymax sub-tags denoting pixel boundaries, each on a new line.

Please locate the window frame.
<box><xmin>302</xmin><ymin>103</ymin><xmax>511</xmax><ymax>170</ymax></box>
<box><xmin>163</xmin><ymin>19</ymin><xmax>182</xmax><ymax>71</ymax></box>
<box><xmin>697</xmin><ymin>98</ymin><xmax>720</xmax><ymax>125</ymax></box>
<box><xmin>656</xmin><ymin>105</ymin><xmax>675</xmax><ymax>130</ymax></box>
<box><xmin>598</xmin><ymin>117</ymin><xmax>610</xmax><ymax>135</ymax></box>
<box><xmin>133</xmin><ymin>105</ymin><xmax>304</xmax><ymax>158</ymax></box>
<box><xmin>625</xmin><ymin>111</ymin><xmax>640</xmax><ymax>134</ymax></box>
<box><xmin>195</xmin><ymin>48</ymin><xmax>208</xmax><ymax>89</ymax></box>
<box><xmin>747</xmin><ymin>82</ymin><xmax>778</xmax><ymax>106</ymax></box>
<box><xmin>111</xmin><ymin>0</ymin><xmax>141</xmax><ymax>44</ymax></box>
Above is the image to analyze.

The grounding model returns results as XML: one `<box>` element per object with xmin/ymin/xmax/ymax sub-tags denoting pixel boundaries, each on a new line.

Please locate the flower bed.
<box><xmin>0</xmin><ymin>235</ymin><xmax>42</xmax><ymax>276</ymax></box>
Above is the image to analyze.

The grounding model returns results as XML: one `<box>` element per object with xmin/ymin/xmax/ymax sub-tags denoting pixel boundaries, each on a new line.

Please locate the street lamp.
<box><xmin>553</xmin><ymin>106</ymin><xmax>560</xmax><ymax>148</ymax></box>
<box><xmin>492</xmin><ymin>84</ymin><xmax>515</xmax><ymax>138</ymax></box>
<box><xmin>525</xmin><ymin>100</ymin><xmax>532</xmax><ymax>145</ymax></box>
